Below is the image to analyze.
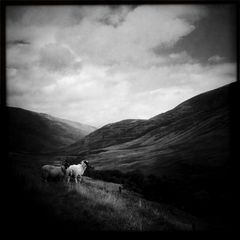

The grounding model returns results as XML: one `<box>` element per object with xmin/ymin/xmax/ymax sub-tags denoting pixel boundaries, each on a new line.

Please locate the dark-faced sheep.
<box><xmin>41</xmin><ymin>164</ymin><xmax>68</xmax><ymax>182</ymax></box>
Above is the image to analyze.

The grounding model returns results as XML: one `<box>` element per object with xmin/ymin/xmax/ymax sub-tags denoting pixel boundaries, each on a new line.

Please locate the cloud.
<box><xmin>7</xmin><ymin>59</ymin><xmax>236</xmax><ymax>127</ymax></box>
<box><xmin>56</xmin><ymin>5</ymin><xmax>208</xmax><ymax>66</ymax></box>
<box><xmin>6</xmin><ymin>5</ymin><xmax>236</xmax><ymax>127</ymax></box>
<box><xmin>38</xmin><ymin>43</ymin><xmax>81</xmax><ymax>73</ymax></box>
<box><xmin>7</xmin><ymin>42</ymin><xmax>37</xmax><ymax>69</ymax></box>
<box><xmin>7</xmin><ymin>6</ymin><xmax>79</xmax><ymax>27</ymax></box>
<box><xmin>208</xmin><ymin>55</ymin><xmax>225</xmax><ymax>64</ymax></box>
<box><xmin>7</xmin><ymin>5</ymin><xmax>207</xmax><ymax>66</ymax></box>
<box><xmin>7</xmin><ymin>40</ymin><xmax>30</xmax><ymax>46</ymax></box>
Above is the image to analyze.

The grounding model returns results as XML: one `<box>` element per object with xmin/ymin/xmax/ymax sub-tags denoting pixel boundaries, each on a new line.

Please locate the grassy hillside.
<box><xmin>58</xmin><ymin>82</ymin><xmax>236</xmax><ymax>226</ymax></box>
<box><xmin>63</xmin><ymin>82</ymin><xmax>235</xmax><ymax>177</ymax></box>
<box><xmin>7</xmin><ymin>107</ymin><xmax>96</xmax><ymax>153</ymax></box>
<box><xmin>8</xmin><ymin>152</ymin><xmax>213</xmax><ymax>233</ymax></box>
<box><xmin>6</xmin><ymin>83</ymin><xmax>237</xmax><ymax>232</ymax></box>
<box><xmin>64</xmin><ymin>119</ymin><xmax>155</xmax><ymax>153</ymax></box>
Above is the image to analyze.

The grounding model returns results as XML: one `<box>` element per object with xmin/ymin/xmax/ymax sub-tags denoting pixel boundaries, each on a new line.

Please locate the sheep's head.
<box><xmin>82</xmin><ymin>160</ymin><xmax>89</xmax><ymax>167</ymax></box>
<box><xmin>61</xmin><ymin>165</ymin><xmax>67</xmax><ymax>174</ymax></box>
<box><xmin>63</xmin><ymin>160</ymin><xmax>70</xmax><ymax>169</ymax></box>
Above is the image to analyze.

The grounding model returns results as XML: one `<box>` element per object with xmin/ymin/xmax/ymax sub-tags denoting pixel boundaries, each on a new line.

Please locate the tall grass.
<box><xmin>85</xmin><ymin>165</ymin><xmax>233</xmax><ymax>222</ymax></box>
<box><xmin>63</xmin><ymin>177</ymin><xmax>194</xmax><ymax>231</ymax></box>
<box><xmin>9</xmin><ymin>153</ymin><xmax>212</xmax><ymax>232</ymax></box>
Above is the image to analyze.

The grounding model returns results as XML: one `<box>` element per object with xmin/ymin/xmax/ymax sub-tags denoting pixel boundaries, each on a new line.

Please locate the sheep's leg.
<box><xmin>75</xmin><ymin>177</ymin><xmax>78</xmax><ymax>183</ymax></box>
<box><xmin>43</xmin><ymin>174</ymin><xmax>48</xmax><ymax>183</ymax></box>
<box><xmin>41</xmin><ymin>171</ymin><xmax>47</xmax><ymax>182</ymax></box>
<box><xmin>67</xmin><ymin>176</ymin><xmax>70</xmax><ymax>183</ymax></box>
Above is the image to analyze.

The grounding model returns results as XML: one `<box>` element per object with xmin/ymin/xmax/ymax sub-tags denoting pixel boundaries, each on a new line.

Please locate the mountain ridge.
<box><xmin>59</xmin><ymin>82</ymin><xmax>237</xmax><ymax>181</ymax></box>
<box><xmin>7</xmin><ymin>106</ymin><xmax>97</xmax><ymax>153</ymax></box>
<box><xmin>63</xmin><ymin>82</ymin><xmax>235</xmax><ymax>159</ymax></box>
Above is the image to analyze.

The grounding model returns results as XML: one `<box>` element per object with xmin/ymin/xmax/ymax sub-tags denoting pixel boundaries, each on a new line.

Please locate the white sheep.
<box><xmin>66</xmin><ymin>160</ymin><xmax>89</xmax><ymax>183</ymax></box>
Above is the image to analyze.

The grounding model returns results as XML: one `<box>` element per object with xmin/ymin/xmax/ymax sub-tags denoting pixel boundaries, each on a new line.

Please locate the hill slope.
<box><xmin>61</xmin><ymin>82</ymin><xmax>237</xmax><ymax>221</ymax></box>
<box><xmin>10</xmin><ymin>152</ymin><xmax>212</xmax><ymax>232</ymax></box>
<box><xmin>7</xmin><ymin>107</ymin><xmax>96</xmax><ymax>153</ymax></box>
<box><xmin>64</xmin><ymin>82</ymin><xmax>236</xmax><ymax>177</ymax></box>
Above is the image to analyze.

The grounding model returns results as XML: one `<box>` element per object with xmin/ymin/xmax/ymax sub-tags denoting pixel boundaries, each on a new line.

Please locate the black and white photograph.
<box><xmin>2</xmin><ymin>0</ymin><xmax>239</xmax><ymax>234</ymax></box>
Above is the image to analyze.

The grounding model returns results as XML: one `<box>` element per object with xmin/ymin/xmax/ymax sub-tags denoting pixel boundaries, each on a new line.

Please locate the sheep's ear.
<box><xmin>63</xmin><ymin>161</ymin><xmax>69</xmax><ymax>169</ymax></box>
<box><xmin>61</xmin><ymin>166</ymin><xmax>66</xmax><ymax>172</ymax></box>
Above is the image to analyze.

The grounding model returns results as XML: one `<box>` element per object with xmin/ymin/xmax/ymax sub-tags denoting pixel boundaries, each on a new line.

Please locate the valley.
<box><xmin>7</xmin><ymin>82</ymin><xmax>237</xmax><ymax>232</ymax></box>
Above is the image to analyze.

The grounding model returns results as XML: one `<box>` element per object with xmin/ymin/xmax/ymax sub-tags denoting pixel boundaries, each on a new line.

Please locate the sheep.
<box><xmin>66</xmin><ymin>160</ymin><xmax>89</xmax><ymax>183</ymax></box>
<box><xmin>41</xmin><ymin>160</ymin><xmax>69</xmax><ymax>182</ymax></box>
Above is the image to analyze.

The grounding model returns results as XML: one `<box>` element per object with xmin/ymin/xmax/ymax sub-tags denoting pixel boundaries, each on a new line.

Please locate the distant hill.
<box><xmin>7</xmin><ymin>107</ymin><xmax>96</xmax><ymax>153</ymax></box>
<box><xmin>61</xmin><ymin>82</ymin><xmax>237</xmax><ymax>220</ymax></box>
<box><xmin>7</xmin><ymin>82</ymin><xmax>237</xmax><ymax>226</ymax></box>
<box><xmin>63</xmin><ymin>82</ymin><xmax>237</xmax><ymax>178</ymax></box>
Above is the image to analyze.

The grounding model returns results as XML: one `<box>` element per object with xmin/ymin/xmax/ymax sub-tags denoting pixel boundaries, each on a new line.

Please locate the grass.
<box><xmin>85</xmin><ymin>163</ymin><xmax>233</xmax><ymax>223</ymax></box>
<box><xmin>8</xmin><ymin>152</ymin><xmax>203</xmax><ymax>233</ymax></box>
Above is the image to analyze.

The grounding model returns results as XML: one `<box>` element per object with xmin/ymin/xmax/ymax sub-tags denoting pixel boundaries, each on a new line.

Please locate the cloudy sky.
<box><xmin>6</xmin><ymin>4</ymin><xmax>236</xmax><ymax>127</ymax></box>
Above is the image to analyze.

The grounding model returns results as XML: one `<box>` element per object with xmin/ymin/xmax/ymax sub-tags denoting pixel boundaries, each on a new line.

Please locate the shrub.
<box><xmin>85</xmin><ymin>167</ymin><xmax>232</xmax><ymax>218</ymax></box>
